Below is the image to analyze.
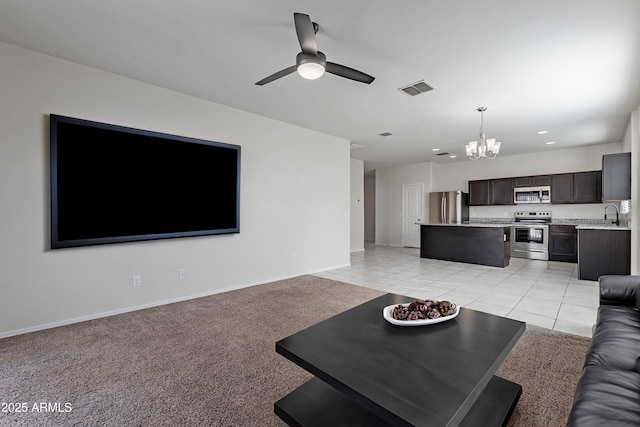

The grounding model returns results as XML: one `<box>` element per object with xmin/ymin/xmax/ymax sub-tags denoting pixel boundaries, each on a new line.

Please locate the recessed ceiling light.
<box><xmin>432</xmin><ymin>148</ymin><xmax>440</xmax><ymax>152</ymax></box>
<box><xmin>538</xmin><ymin>130</ymin><xmax>548</xmax><ymax>135</ymax></box>
<box><xmin>449</xmin><ymin>155</ymin><xmax>457</xmax><ymax>158</ymax></box>
<box><xmin>546</xmin><ymin>141</ymin><xmax>556</xmax><ymax>145</ymax></box>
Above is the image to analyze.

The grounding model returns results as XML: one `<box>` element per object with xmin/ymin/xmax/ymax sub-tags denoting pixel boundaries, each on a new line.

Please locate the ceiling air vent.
<box><xmin>378</xmin><ymin>132</ymin><xmax>393</xmax><ymax>137</ymax></box>
<box><xmin>399</xmin><ymin>80</ymin><xmax>435</xmax><ymax>96</ymax></box>
<box><xmin>435</xmin><ymin>152</ymin><xmax>450</xmax><ymax>156</ymax></box>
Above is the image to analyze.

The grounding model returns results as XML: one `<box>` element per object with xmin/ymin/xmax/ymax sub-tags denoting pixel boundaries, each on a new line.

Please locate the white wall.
<box><xmin>376</xmin><ymin>142</ymin><xmax>624</xmax><ymax>246</ymax></box>
<box><xmin>364</xmin><ymin>174</ymin><xmax>376</xmax><ymax>242</ymax></box>
<box><xmin>0</xmin><ymin>42</ymin><xmax>351</xmax><ymax>337</ymax></box>
<box><xmin>431</xmin><ymin>143</ymin><xmax>622</xmax><ymax>192</ymax></box>
<box><xmin>375</xmin><ymin>163</ymin><xmax>433</xmax><ymax>246</ymax></box>
<box><xmin>350</xmin><ymin>159</ymin><xmax>364</xmax><ymax>252</ymax></box>
<box><xmin>629</xmin><ymin>105</ymin><xmax>640</xmax><ymax>274</ymax></box>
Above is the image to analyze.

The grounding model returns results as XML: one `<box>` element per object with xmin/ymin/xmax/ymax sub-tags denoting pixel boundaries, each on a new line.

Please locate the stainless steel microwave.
<box><xmin>514</xmin><ymin>186</ymin><xmax>551</xmax><ymax>204</ymax></box>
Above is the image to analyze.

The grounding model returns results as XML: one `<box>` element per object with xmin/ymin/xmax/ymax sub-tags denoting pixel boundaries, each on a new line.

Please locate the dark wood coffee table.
<box><xmin>275</xmin><ymin>293</ymin><xmax>525</xmax><ymax>426</ymax></box>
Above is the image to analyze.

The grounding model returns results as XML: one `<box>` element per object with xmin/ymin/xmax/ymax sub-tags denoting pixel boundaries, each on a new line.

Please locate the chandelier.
<box><xmin>465</xmin><ymin>107</ymin><xmax>501</xmax><ymax>160</ymax></box>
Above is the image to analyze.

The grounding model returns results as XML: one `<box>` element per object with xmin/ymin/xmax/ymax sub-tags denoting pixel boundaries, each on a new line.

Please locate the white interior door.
<box><xmin>402</xmin><ymin>183</ymin><xmax>423</xmax><ymax>248</ymax></box>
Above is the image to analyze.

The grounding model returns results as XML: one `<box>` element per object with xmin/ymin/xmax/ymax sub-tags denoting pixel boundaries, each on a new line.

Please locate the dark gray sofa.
<box><xmin>567</xmin><ymin>275</ymin><xmax>640</xmax><ymax>426</ymax></box>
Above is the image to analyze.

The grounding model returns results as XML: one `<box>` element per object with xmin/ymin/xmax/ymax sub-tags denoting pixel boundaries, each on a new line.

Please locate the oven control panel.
<box><xmin>514</xmin><ymin>211</ymin><xmax>551</xmax><ymax>222</ymax></box>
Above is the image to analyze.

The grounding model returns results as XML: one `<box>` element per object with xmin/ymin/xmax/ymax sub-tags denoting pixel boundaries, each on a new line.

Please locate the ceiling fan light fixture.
<box><xmin>297</xmin><ymin>62</ymin><xmax>325</xmax><ymax>79</ymax></box>
<box><xmin>296</xmin><ymin>52</ymin><xmax>326</xmax><ymax>80</ymax></box>
<box><xmin>256</xmin><ymin>13</ymin><xmax>374</xmax><ymax>86</ymax></box>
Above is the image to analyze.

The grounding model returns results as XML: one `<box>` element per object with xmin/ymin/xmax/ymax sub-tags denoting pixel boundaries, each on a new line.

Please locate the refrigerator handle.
<box><xmin>442</xmin><ymin>196</ymin><xmax>447</xmax><ymax>223</ymax></box>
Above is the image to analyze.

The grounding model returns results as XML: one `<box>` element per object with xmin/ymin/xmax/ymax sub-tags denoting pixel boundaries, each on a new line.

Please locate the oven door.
<box><xmin>510</xmin><ymin>225</ymin><xmax>549</xmax><ymax>260</ymax></box>
<box><xmin>514</xmin><ymin>227</ymin><xmax>545</xmax><ymax>244</ymax></box>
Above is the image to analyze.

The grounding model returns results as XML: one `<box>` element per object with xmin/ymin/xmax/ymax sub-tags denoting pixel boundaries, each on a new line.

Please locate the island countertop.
<box><xmin>425</xmin><ymin>222</ymin><xmax>511</xmax><ymax>228</ymax></box>
<box><xmin>575</xmin><ymin>224</ymin><xmax>631</xmax><ymax>230</ymax></box>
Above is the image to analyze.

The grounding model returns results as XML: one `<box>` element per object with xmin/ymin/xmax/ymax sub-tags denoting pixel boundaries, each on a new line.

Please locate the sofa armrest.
<box><xmin>599</xmin><ymin>275</ymin><xmax>640</xmax><ymax>307</ymax></box>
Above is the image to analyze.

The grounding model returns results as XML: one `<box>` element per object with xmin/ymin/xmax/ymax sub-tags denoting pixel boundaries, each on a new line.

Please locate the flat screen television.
<box><xmin>50</xmin><ymin>114</ymin><xmax>240</xmax><ymax>249</ymax></box>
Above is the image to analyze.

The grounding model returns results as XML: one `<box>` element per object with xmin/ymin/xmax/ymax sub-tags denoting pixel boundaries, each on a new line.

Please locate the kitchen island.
<box><xmin>420</xmin><ymin>224</ymin><xmax>511</xmax><ymax>268</ymax></box>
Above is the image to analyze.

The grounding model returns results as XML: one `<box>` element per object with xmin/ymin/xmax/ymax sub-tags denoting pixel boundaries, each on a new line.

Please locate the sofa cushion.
<box><xmin>567</xmin><ymin>365</ymin><xmax>640</xmax><ymax>427</ymax></box>
<box><xmin>599</xmin><ymin>275</ymin><xmax>640</xmax><ymax>307</ymax></box>
<box><xmin>584</xmin><ymin>305</ymin><xmax>640</xmax><ymax>372</ymax></box>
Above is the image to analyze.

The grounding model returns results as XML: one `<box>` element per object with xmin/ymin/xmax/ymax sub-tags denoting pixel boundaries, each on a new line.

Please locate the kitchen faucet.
<box><xmin>604</xmin><ymin>204</ymin><xmax>619</xmax><ymax>226</ymax></box>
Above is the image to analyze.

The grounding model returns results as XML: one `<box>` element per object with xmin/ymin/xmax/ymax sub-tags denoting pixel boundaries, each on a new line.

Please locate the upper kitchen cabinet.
<box><xmin>551</xmin><ymin>171</ymin><xmax>601</xmax><ymax>204</ymax></box>
<box><xmin>490</xmin><ymin>178</ymin><xmax>514</xmax><ymax>205</ymax></box>
<box><xmin>469</xmin><ymin>180</ymin><xmax>489</xmax><ymax>205</ymax></box>
<box><xmin>468</xmin><ymin>178</ymin><xmax>513</xmax><ymax>206</ymax></box>
<box><xmin>551</xmin><ymin>174</ymin><xmax>573</xmax><ymax>204</ymax></box>
<box><xmin>573</xmin><ymin>171</ymin><xmax>602</xmax><ymax>203</ymax></box>
<box><xmin>602</xmin><ymin>152</ymin><xmax>631</xmax><ymax>201</ymax></box>
<box><xmin>513</xmin><ymin>175</ymin><xmax>551</xmax><ymax>187</ymax></box>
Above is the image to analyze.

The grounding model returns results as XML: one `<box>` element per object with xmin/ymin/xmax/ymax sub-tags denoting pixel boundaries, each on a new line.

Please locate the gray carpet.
<box><xmin>0</xmin><ymin>275</ymin><xmax>590</xmax><ymax>426</ymax></box>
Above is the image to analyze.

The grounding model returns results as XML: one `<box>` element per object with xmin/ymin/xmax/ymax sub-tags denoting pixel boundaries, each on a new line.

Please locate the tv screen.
<box><xmin>50</xmin><ymin>115</ymin><xmax>240</xmax><ymax>249</ymax></box>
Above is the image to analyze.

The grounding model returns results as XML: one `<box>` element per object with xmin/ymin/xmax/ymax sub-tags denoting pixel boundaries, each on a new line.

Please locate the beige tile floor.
<box><xmin>314</xmin><ymin>244</ymin><xmax>598</xmax><ymax>337</ymax></box>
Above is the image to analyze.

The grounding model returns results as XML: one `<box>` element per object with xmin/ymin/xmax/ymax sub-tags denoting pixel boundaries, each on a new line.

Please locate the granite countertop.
<box><xmin>575</xmin><ymin>224</ymin><xmax>631</xmax><ymax>230</ymax></box>
<box><xmin>468</xmin><ymin>217</ymin><xmax>631</xmax><ymax>230</ymax></box>
<box><xmin>423</xmin><ymin>223</ymin><xmax>510</xmax><ymax>228</ymax></box>
<box><xmin>425</xmin><ymin>222</ymin><xmax>631</xmax><ymax>230</ymax></box>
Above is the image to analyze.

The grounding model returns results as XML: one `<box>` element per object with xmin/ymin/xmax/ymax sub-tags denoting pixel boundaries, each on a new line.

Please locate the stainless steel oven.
<box><xmin>510</xmin><ymin>211</ymin><xmax>551</xmax><ymax>260</ymax></box>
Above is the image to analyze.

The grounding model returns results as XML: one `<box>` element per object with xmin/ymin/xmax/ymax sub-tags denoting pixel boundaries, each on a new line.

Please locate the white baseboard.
<box><xmin>0</xmin><ymin>264</ymin><xmax>351</xmax><ymax>339</ymax></box>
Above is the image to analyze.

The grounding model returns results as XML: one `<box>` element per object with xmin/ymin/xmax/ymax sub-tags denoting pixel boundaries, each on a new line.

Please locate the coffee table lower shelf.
<box><xmin>275</xmin><ymin>375</ymin><xmax>522</xmax><ymax>427</ymax></box>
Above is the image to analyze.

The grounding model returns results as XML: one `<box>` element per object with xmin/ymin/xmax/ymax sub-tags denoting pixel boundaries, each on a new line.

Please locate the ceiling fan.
<box><xmin>255</xmin><ymin>12</ymin><xmax>375</xmax><ymax>86</ymax></box>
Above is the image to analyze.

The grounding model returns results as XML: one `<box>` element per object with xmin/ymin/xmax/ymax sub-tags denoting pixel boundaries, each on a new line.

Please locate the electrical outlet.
<box><xmin>132</xmin><ymin>275</ymin><xmax>142</xmax><ymax>287</ymax></box>
<box><xmin>178</xmin><ymin>268</ymin><xmax>186</xmax><ymax>280</ymax></box>
<box><xmin>292</xmin><ymin>254</ymin><xmax>297</xmax><ymax>262</ymax></box>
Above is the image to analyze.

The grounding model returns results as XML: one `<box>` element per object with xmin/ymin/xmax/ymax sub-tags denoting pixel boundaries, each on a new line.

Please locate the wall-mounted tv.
<box><xmin>50</xmin><ymin>115</ymin><xmax>240</xmax><ymax>249</ymax></box>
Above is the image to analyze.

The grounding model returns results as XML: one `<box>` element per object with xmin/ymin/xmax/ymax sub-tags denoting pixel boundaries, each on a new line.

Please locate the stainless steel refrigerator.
<box><xmin>429</xmin><ymin>191</ymin><xmax>469</xmax><ymax>224</ymax></box>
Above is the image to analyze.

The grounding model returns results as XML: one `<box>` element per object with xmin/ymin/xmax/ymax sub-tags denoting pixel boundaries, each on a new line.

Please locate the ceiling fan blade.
<box><xmin>294</xmin><ymin>12</ymin><xmax>318</xmax><ymax>54</ymax></box>
<box><xmin>326</xmin><ymin>62</ymin><xmax>375</xmax><ymax>84</ymax></box>
<box><xmin>255</xmin><ymin>65</ymin><xmax>297</xmax><ymax>86</ymax></box>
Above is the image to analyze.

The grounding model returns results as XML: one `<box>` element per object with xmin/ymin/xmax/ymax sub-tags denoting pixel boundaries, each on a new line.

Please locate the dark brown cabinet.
<box><xmin>549</xmin><ymin>225</ymin><xmax>577</xmax><ymax>263</ymax></box>
<box><xmin>551</xmin><ymin>174</ymin><xmax>573</xmax><ymax>204</ymax></box>
<box><xmin>602</xmin><ymin>152</ymin><xmax>631</xmax><ymax>201</ymax></box>
<box><xmin>470</xmin><ymin>170</ymin><xmax>602</xmax><ymax>206</ymax></box>
<box><xmin>490</xmin><ymin>178</ymin><xmax>514</xmax><ymax>205</ymax></box>
<box><xmin>469</xmin><ymin>178</ymin><xmax>513</xmax><ymax>206</ymax></box>
<box><xmin>578</xmin><ymin>229</ymin><xmax>631</xmax><ymax>281</ymax></box>
<box><xmin>573</xmin><ymin>171</ymin><xmax>602</xmax><ymax>203</ymax></box>
<box><xmin>469</xmin><ymin>180</ymin><xmax>490</xmax><ymax>205</ymax></box>
<box><xmin>551</xmin><ymin>171</ymin><xmax>601</xmax><ymax>204</ymax></box>
<box><xmin>514</xmin><ymin>175</ymin><xmax>551</xmax><ymax>187</ymax></box>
